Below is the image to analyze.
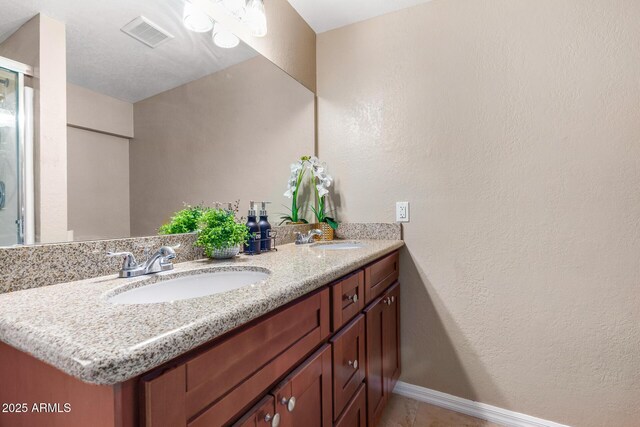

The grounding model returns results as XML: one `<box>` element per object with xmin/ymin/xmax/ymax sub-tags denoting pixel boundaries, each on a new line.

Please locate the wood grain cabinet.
<box><xmin>330</xmin><ymin>315</ymin><xmax>366</xmax><ymax>420</ymax></box>
<box><xmin>142</xmin><ymin>289</ymin><xmax>330</xmax><ymax>427</ymax></box>
<box><xmin>331</xmin><ymin>271</ymin><xmax>365</xmax><ymax>332</ymax></box>
<box><xmin>364</xmin><ymin>251</ymin><xmax>399</xmax><ymax>304</ymax></box>
<box><xmin>334</xmin><ymin>384</ymin><xmax>367</xmax><ymax>427</ymax></box>
<box><xmin>365</xmin><ymin>282</ymin><xmax>400</xmax><ymax>427</ymax></box>
<box><xmin>271</xmin><ymin>345</ymin><xmax>333</xmax><ymax>427</ymax></box>
<box><xmin>235</xmin><ymin>345</ymin><xmax>333</xmax><ymax>427</ymax></box>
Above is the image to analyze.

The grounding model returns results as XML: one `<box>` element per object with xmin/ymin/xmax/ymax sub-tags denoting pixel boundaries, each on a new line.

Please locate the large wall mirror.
<box><xmin>0</xmin><ymin>0</ymin><xmax>314</xmax><ymax>246</ymax></box>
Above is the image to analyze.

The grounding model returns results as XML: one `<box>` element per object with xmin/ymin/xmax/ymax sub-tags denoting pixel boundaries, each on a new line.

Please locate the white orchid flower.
<box><xmin>316</xmin><ymin>184</ymin><xmax>329</xmax><ymax>197</ymax></box>
<box><xmin>290</xmin><ymin>162</ymin><xmax>303</xmax><ymax>173</ymax></box>
<box><xmin>284</xmin><ymin>188</ymin><xmax>294</xmax><ymax>198</ymax></box>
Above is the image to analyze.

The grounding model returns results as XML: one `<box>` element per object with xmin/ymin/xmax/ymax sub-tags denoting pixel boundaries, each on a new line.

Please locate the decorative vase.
<box><xmin>316</xmin><ymin>222</ymin><xmax>334</xmax><ymax>241</ymax></box>
<box><xmin>211</xmin><ymin>245</ymin><xmax>240</xmax><ymax>259</ymax></box>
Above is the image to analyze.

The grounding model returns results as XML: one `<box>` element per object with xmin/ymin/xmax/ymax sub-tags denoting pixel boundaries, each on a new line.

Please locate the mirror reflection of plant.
<box><xmin>158</xmin><ymin>204</ymin><xmax>210</xmax><ymax>235</ymax></box>
<box><xmin>308</xmin><ymin>156</ymin><xmax>338</xmax><ymax>230</ymax></box>
<box><xmin>280</xmin><ymin>155</ymin><xmax>311</xmax><ymax>224</ymax></box>
<box><xmin>195</xmin><ymin>209</ymin><xmax>250</xmax><ymax>257</ymax></box>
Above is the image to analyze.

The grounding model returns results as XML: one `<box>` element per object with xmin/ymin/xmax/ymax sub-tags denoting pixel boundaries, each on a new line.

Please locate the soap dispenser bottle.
<box><xmin>258</xmin><ymin>201</ymin><xmax>272</xmax><ymax>252</ymax></box>
<box><xmin>244</xmin><ymin>201</ymin><xmax>261</xmax><ymax>255</ymax></box>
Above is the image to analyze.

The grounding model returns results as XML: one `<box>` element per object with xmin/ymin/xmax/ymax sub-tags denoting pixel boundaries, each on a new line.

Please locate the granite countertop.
<box><xmin>0</xmin><ymin>239</ymin><xmax>403</xmax><ymax>385</ymax></box>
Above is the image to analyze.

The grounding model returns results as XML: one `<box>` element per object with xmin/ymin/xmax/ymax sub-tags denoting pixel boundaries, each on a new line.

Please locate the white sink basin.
<box><xmin>107</xmin><ymin>269</ymin><xmax>270</xmax><ymax>305</ymax></box>
<box><xmin>311</xmin><ymin>241</ymin><xmax>366</xmax><ymax>250</ymax></box>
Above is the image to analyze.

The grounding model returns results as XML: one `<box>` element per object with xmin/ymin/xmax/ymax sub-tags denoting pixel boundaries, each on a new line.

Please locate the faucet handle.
<box><xmin>106</xmin><ymin>251</ymin><xmax>138</xmax><ymax>270</ymax></box>
<box><xmin>158</xmin><ymin>245</ymin><xmax>177</xmax><ymax>260</ymax></box>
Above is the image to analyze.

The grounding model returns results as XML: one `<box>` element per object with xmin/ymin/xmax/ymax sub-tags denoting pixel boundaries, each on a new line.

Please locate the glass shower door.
<box><xmin>0</xmin><ymin>67</ymin><xmax>20</xmax><ymax>245</ymax></box>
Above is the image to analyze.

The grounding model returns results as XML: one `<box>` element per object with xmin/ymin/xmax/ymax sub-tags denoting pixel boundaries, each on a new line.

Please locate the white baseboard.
<box><xmin>393</xmin><ymin>381</ymin><xmax>571</xmax><ymax>427</ymax></box>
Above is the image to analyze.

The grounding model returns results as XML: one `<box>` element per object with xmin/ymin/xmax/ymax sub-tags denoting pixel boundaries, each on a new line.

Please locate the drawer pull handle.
<box><xmin>346</xmin><ymin>293</ymin><xmax>358</xmax><ymax>303</ymax></box>
<box><xmin>265</xmin><ymin>413</ymin><xmax>280</xmax><ymax>426</ymax></box>
<box><xmin>348</xmin><ymin>359</ymin><xmax>359</xmax><ymax>369</ymax></box>
<box><xmin>280</xmin><ymin>396</ymin><xmax>296</xmax><ymax>412</ymax></box>
<box><xmin>383</xmin><ymin>297</ymin><xmax>392</xmax><ymax>306</ymax></box>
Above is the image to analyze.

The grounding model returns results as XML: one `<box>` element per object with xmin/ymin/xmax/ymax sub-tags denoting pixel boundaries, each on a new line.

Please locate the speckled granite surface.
<box><xmin>0</xmin><ymin>224</ymin><xmax>313</xmax><ymax>294</ymax></box>
<box><xmin>335</xmin><ymin>223</ymin><xmax>402</xmax><ymax>240</ymax></box>
<box><xmin>0</xmin><ymin>239</ymin><xmax>403</xmax><ymax>385</ymax></box>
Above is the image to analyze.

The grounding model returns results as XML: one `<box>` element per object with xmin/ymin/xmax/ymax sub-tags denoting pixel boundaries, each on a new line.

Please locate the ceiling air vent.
<box><xmin>121</xmin><ymin>16</ymin><xmax>174</xmax><ymax>48</ymax></box>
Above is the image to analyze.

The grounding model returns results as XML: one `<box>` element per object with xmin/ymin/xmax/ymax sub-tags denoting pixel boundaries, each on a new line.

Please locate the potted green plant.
<box><xmin>195</xmin><ymin>208</ymin><xmax>250</xmax><ymax>259</ymax></box>
<box><xmin>158</xmin><ymin>204</ymin><xmax>209</xmax><ymax>235</ymax></box>
<box><xmin>280</xmin><ymin>155</ymin><xmax>311</xmax><ymax>225</ymax></box>
<box><xmin>308</xmin><ymin>156</ymin><xmax>338</xmax><ymax>240</ymax></box>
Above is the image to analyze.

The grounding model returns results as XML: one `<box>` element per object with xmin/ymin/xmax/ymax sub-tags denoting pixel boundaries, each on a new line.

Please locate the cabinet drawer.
<box><xmin>143</xmin><ymin>289</ymin><xmax>330</xmax><ymax>427</ymax></box>
<box><xmin>364</xmin><ymin>251</ymin><xmax>399</xmax><ymax>304</ymax></box>
<box><xmin>331</xmin><ymin>270</ymin><xmax>365</xmax><ymax>332</ymax></box>
<box><xmin>330</xmin><ymin>314</ymin><xmax>365</xmax><ymax>421</ymax></box>
<box><xmin>334</xmin><ymin>383</ymin><xmax>366</xmax><ymax>427</ymax></box>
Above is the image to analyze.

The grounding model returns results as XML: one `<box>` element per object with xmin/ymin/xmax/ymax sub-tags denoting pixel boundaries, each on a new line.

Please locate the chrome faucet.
<box><xmin>295</xmin><ymin>229</ymin><xmax>322</xmax><ymax>245</ymax></box>
<box><xmin>107</xmin><ymin>245</ymin><xmax>177</xmax><ymax>278</ymax></box>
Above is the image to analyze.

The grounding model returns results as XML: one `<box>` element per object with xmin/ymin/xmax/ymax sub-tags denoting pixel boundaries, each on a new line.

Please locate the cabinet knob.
<box><xmin>348</xmin><ymin>293</ymin><xmax>358</xmax><ymax>303</ymax></box>
<box><xmin>348</xmin><ymin>359</ymin><xmax>359</xmax><ymax>370</ymax></box>
<box><xmin>383</xmin><ymin>297</ymin><xmax>392</xmax><ymax>306</ymax></box>
<box><xmin>280</xmin><ymin>396</ymin><xmax>296</xmax><ymax>412</ymax></box>
<box><xmin>264</xmin><ymin>413</ymin><xmax>280</xmax><ymax>427</ymax></box>
<box><xmin>391</xmin><ymin>296</ymin><xmax>395</xmax><ymax>303</ymax></box>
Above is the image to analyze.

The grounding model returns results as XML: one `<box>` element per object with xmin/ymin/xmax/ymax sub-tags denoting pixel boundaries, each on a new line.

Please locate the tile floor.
<box><xmin>378</xmin><ymin>394</ymin><xmax>504</xmax><ymax>427</ymax></box>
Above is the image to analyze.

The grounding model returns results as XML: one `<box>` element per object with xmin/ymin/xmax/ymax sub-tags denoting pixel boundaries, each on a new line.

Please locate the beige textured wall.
<box><xmin>67</xmin><ymin>83</ymin><xmax>133</xmax><ymax>138</ymax></box>
<box><xmin>67</xmin><ymin>84</ymin><xmax>132</xmax><ymax>241</ymax></box>
<box><xmin>193</xmin><ymin>0</ymin><xmax>316</xmax><ymax>92</ymax></box>
<box><xmin>317</xmin><ymin>1</ymin><xmax>640</xmax><ymax>426</ymax></box>
<box><xmin>130</xmin><ymin>55</ymin><xmax>314</xmax><ymax>236</ymax></box>
<box><xmin>67</xmin><ymin>127</ymin><xmax>130</xmax><ymax>240</ymax></box>
<box><xmin>0</xmin><ymin>14</ymin><xmax>69</xmax><ymax>243</ymax></box>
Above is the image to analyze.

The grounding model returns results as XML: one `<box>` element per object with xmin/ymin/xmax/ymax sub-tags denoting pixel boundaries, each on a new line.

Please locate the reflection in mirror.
<box><xmin>0</xmin><ymin>0</ymin><xmax>314</xmax><ymax>246</ymax></box>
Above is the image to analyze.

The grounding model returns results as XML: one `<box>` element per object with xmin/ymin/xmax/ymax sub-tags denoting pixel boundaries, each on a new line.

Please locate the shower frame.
<box><xmin>0</xmin><ymin>56</ymin><xmax>34</xmax><ymax>245</ymax></box>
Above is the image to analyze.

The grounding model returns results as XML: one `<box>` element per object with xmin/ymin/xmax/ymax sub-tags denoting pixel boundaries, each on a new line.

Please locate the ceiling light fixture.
<box><xmin>183</xmin><ymin>1</ymin><xmax>214</xmax><ymax>33</ymax></box>
<box><xmin>221</xmin><ymin>0</ymin><xmax>246</xmax><ymax>15</ymax></box>
<box><xmin>245</xmin><ymin>0</ymin><xmax>267</xmax><ymax>37</ymax></box>
<box><xmin>212</xmin><ymin>23</ymin><xmax>240</xmax><ymax>48</ymax></box>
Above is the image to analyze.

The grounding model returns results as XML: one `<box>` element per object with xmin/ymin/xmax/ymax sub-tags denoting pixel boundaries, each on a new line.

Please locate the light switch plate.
<box><xmin>396</xmin><ymin>202</ymin><xmax>409</xmax><ymax>222</ymax></box>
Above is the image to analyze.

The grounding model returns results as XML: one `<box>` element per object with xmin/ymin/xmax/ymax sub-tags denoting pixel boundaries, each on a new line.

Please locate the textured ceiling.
<box><xmin>287</xmin><ymin>0</ymin><xmax>433</xmax><ymax>33</ymax></box>
<box><xmin>0</xmin><ymin>0</ymin><xmax>257</xmax><ymax>102</ymax></box>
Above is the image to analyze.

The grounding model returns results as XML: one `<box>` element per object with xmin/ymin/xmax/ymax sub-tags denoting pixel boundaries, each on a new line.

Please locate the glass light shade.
<box><xmin>212</xmin><ymin>23</ymin><xmax>240</xmax><ymax>48</ymax></box>
<box><xmin>183</xmin><ymin>2</ymin><xmax>214</xmax><ymax>33</ymax></box>
<box><xmin>245</xmin><ymin>0</ymin><xmax>267</xmax><ymax>37</ymax></box>
<box><xmin>222</xmin><ymin>0</ymin><xmax>246</xmax><ymax>15</ymax></box>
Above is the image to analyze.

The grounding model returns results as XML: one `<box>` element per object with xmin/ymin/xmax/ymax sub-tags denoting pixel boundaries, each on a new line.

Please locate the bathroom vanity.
<box><xmin>0</xmin><ymin>240</ymin><xmax>402</xmax><ymax>427</ymax></box>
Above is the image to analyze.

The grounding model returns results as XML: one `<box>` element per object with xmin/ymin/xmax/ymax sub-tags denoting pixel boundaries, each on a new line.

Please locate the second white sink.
<box><xmin>107</xmin><ymin>269</ymin><xmax>270</xmax><ymax>305</ymax></box>
<box><xmin>311</xmin><ymin>241</ymin><xmax>366</xmax><ymax>250</ymax></box>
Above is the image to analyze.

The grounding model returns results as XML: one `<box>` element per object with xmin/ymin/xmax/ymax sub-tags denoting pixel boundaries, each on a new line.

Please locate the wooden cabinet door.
<box><xmin>364</xmin><ymin>296</ymin><xmax>386</xmax><ymax>427</ymax></box>
<box><xmin>271</xmin><ymin>344</ymin><xmax>332</xmax><ymax>427</ymax></box>
<box><xmin>331</xmin><ymin>314</ymin><xmax>366</xmax><ymax>420</ymax></box>
<box><xmin>334</xmin><ymin>383</ymin><xmax>366</xmax><ymax>427</ymax></box>
<box><xmin>232</xmin><ymin>395</ymin><xmax>279</xmax><ymax>427</ymax></box>
<box><xmin>383</xmin><ymin>283</ymin><xmax>401</xmax><ymax>394</ymax></box>
<box><xmin>365</xmin><ymin>281</ymin><xmax>401</xmax><ymax>427</ymax></box>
